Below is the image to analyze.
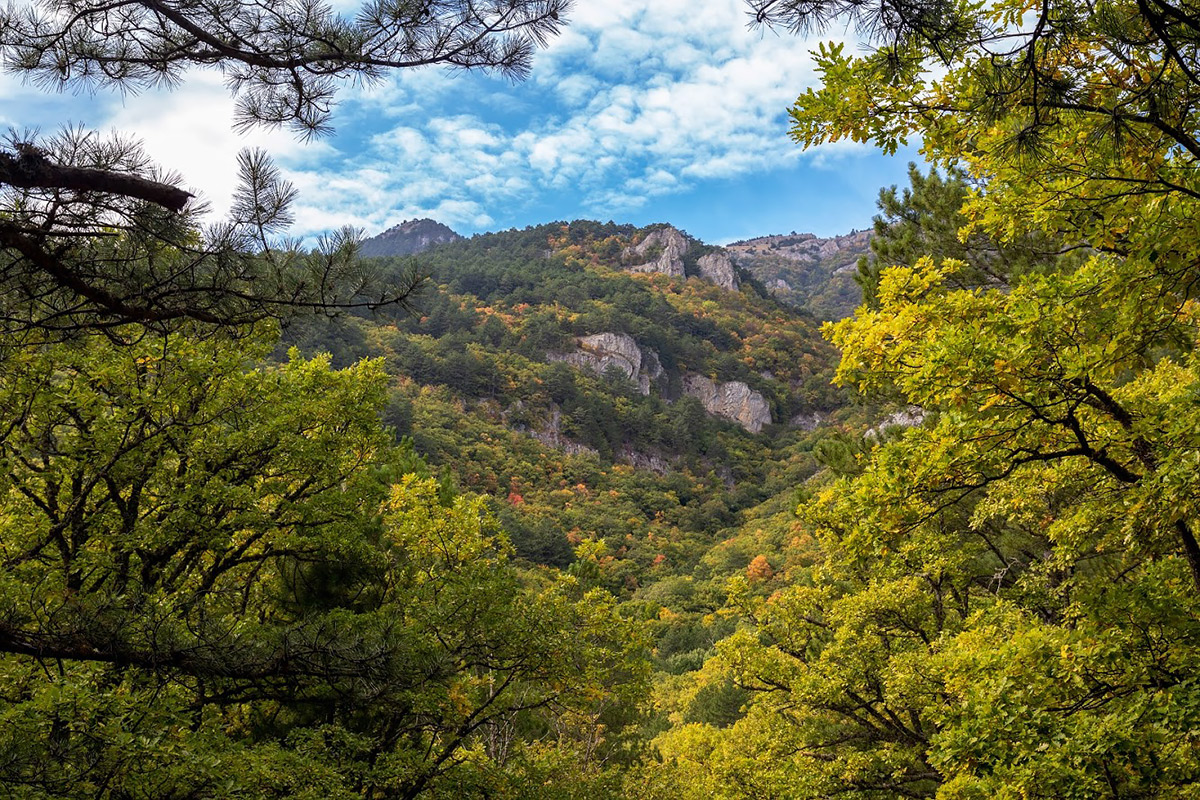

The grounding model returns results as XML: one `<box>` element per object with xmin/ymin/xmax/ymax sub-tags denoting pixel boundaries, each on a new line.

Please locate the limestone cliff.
<box><xmin>682</xmin><ymin>374</ymin><xmax>772</xmax><ymax>433</ymax></box>
<box><xmin>548</xmin><ymin>332</ymin><xmax>663</xmax><ymax>395</ymax></box>
<box><xmin>622</xmin><ymin>227</ymin><xmax>687</xmax><ymax>277</ymax></box>
<box><xmin>697</xmin><ymin>252</ymin><xmax>739</xmax><ymax>291</ymax></box>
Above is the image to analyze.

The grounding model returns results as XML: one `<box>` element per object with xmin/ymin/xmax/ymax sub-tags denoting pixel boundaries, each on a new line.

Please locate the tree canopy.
<box><xmin>622</xmin><ymin>1</ymin><xmax>1200</xmax><ymax>796</ymax></box>
<box><xmin>0</xmin><ymin>3</ymin><xmax>660</xmax><ymax>798</ymax></box>
<box><xmin>0</xmin><ymin>330</ymin><xmax>648</xmax><ymax>797</ymax></box>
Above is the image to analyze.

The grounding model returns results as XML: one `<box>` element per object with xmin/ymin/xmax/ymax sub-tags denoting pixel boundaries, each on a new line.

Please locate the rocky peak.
<box><xmin>682</xmin><ymin>374</ymin><xmax>772</xmax><ymax>433</ymax></box>
<box><xmin>726</xmin><ymin>229</ymin><xmax>870</xmax><ymax>261</ymax></box>
<box><xmin>723</xmin><ymin>229</ymin><xmax>873</xmax><ymax>320</ymax></box>
<box><xmin>622</xmin><ymin>226</ymin><xmax>687</xmax><ymax>277</ymax></box>
<box><xmin>359</xmin><ymin>218</ymin><xmax>462</xmax><ymax>257</ymax></box>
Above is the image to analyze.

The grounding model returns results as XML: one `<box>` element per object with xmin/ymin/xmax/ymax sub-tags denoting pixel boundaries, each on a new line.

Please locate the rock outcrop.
<box><xmin>548</xmin><ymin>332</ymin><xmax>663</xmax><ymax>395</ymax></box>
<box><xmin>638</xmin><ymin>348</ymin><xmax>664</xmax><ymax>395</ymax></box>
<box><xmin>618</xmin><ymin>445</ymin><xmax>674</xmax><ymax>475</ymax></box>
<box><xmin>359</xmin><ymin>218</ymin><xmax>462</xmax><ymax>257</ymax></box>
<box><xmin>789</xmin><ymin>411</ymin><xmax>826</xmax><ymax>431</ymax></box>
<box><xmin>866</xmin><ymin>405</ymin><xmax>926</xmax><ymax>439</ymax></box>
<box><xmin>619</xmin><ymin>227</ymin><xmax>743</xmax><ymax>292</ymax></box>
<box><xmin>682</xmin><ymin>374</ymin><xmax>772</xmax><ymax>433</ymax></box>
<box><xmin>623</xmin><ymin>227</ymin><xmax>687</xmax><ymax>277</ymax></box>
<box><xmin>697</xmin><ymin>252</ymin><xmax>739</xmax><ymax>291</ymax></box>
<box><xmin>529</xmin><ymin>407</ymin><xmax>601</xmax><ymax>457</ymax></box>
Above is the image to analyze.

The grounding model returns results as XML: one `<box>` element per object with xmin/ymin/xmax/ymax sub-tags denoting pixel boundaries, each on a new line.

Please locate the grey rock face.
<box><xmin>618</xmin><ymin>445</ymin><xmax>674</xmax><ymax>475</ymax></box>
<box><xmin>789</xmin><ymin>411</ymin><xmax>826</xmax><ymax>431</ymax></box>
<box><xmin>359</xmin><ymin>218</ymin><xmax>462</xmax><ymax>257</ymax></box>
<box><xmin>624</xmin><ymin>227</ymin><xmax>687</xmax><ymax>277</ymax></box>
<box><xmin>866</xmin><ymin>405</ymin><xmax>927</xmax><ymax>439</ymax></box>
<box><xmin>682</xmin><ymin>374</ymin><xmax>772</xmax><ymax>433</ymax></box>
<box><xmin>548</xmin><ymin>332</ymin><xmax>663</xmax><ymax>395</ymax></box>
<box><xmin>638</xmin><ymin>348</ymin><xmax>664</xmax><ymax>396</ymax></box>
<box><xmin>697</xmin><ymin>251</ymin><xmax>739</xmax><ymax>291</ymax></box>
<box><xmin>530</xmin><ymin>407</ymin><xmax>601</xmax><ymax>457</ymax></box>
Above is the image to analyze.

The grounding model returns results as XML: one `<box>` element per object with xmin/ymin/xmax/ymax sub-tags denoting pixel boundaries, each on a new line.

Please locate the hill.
<box><xmin>727</xmin><ymin>229</ymin><xmax>871</xmax><ymax>319</ymax></box>
<box><xmin>358</xmin><ymin>217</ymin><xmax>463</xmax><ymax>256</ymax></box>
<box><xmin>282</xmin><ymin>219</ymin><xmax>853</xmax><ymax>581</ymax></box>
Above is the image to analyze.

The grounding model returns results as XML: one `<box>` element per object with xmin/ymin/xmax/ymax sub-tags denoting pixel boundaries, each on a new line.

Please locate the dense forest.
<box><xmin>4</xmin><ymin>0</ymin><xmax>1200</xmax><ymax>796</ymax></box>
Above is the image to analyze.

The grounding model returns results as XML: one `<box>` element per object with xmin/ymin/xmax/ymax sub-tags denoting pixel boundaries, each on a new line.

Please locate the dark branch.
<box><xmin>0</xmin><ymin>146</ymin><xmax>193</xmax><ymax>212</ymax></box>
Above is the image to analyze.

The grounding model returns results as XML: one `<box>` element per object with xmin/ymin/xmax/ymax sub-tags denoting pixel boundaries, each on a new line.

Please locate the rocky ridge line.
<box><xmin>360</xmin><ymin>218</ymin><xmax>463</xmax><ymax>257</ymax></box>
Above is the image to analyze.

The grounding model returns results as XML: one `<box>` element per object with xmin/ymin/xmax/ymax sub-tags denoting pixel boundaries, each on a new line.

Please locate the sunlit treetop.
<box><xmin>751</xmin><ymin>0</ymin><xmax>1200</xmax><ymax>262</ymax></box>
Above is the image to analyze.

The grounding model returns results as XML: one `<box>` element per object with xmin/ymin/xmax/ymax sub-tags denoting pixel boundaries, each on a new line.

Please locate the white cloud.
<box><xmin>1</xmin><ymin>67</ymin><xmax>326</xmax><ymax>220</ymax></box>
<box><xmin>102</xmin><ymin>70</ymin><xmax>323</xmax><ymax>217</ymax></box>
<box><xmin>279</xmin><ymin>109</ymin><xmax>540</xmax><ymax>234</ymax></box>
<box><xmin>0</xmin><ymin>74</ymin><xmax>31</xmax><ymax>127</ymax></box>
<box><xmin>274</xmin><ymin>0</ymin><xmax>859</xmax><ymax>237</ymax></box>
<box><xmin>2</xmin><ymin>0</ymin><xmax>866</xmax><ymax>239</ymax></box>
<box><xmin>806</xmin><ymin>138</ymin><xmax>876</xmax><ymax>168</ymax></box>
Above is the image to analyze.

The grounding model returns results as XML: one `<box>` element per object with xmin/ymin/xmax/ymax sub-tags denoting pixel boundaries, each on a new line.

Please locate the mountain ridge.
<box><xmin>362</xmin><ymin>216</ymin><xmax>873</xmax><ymax>319</ymax></box>
<box><xmin>727</xmin><ymin>228</ymin><xmax>872</xmax><ymax>319</ymax></box>
<box><xmin>359</xmin><ymin>217</ymin><xmax>463</xmax><ymax>257</ymax></box>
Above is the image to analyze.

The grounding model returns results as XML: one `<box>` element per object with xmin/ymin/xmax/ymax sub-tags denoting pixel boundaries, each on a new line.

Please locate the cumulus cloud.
<box><xmin>103</xmin><ymin>71</ymin><xmax>324</xmax><ymax>215</ymax></box>
<box><xmin>2</xmin><ymin>67</ymin><xmax>320</xmax><ymax>220</ymax></box>
<box><xmin>279</xmin><ymin>0</ymin><xmax>850</xmax><ymax>236</ymax></box>
<box><xmin>2</xmin><ymin>0</ymin><xmax>862</xmax><ymax>239</ymax></box>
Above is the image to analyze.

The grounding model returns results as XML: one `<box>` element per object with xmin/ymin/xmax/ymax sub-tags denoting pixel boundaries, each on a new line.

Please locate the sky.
<box><xmin>0</xmin><ymin>0</ymin><xmax>926</xmax><ymax>245</ymax></box>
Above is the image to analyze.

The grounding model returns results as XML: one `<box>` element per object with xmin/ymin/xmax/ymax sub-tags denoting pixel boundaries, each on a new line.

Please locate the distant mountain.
<box><xmin>282</xmin><ymin>219</ymin><xmax>849</xmax><ymax>572</ymax></box>
<box><xmin>359</xmin><ymin>218</ymin><xmax>462</xmax><ymax>257</ymax></box>
<box><xmin>727</xmin><ymin>229</ymin><xmax>872</xmax><ymax>320</ymax></box>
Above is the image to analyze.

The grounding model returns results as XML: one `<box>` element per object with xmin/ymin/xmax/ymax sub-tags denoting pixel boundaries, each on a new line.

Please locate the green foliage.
<box><xmin>281</xmin><ymin>222</ymin><xmax>841</xmax><ymax>596</ymax></box>
<box><xmin>856</xmin><ymin>164</ymin><xmax>1067</xmax><ymax>309</ymax></box>
<box><xmin>0</xmin><ymin>329</ymin><xmax>650</xmax><ymax>798</ymax></box>
<box><xmin>620</xmin><ymin>0</ymin><xmax>1200</xmax><ymax>793</ymax></box>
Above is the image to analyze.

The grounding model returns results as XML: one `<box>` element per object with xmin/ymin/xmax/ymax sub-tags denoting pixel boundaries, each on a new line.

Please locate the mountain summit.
<box><xmin>359</xmin><ymin>218</ymin><xmax>463</xmax><ymax>257</ymax></box>
<box><xmin>727</xmin><ymin>229</ymin><xmax>871</xmax><ymax>320</ymax></box>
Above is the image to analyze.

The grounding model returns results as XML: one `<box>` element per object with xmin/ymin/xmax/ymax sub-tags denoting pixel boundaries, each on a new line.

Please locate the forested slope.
<box><xmin>6</xmin><ymin>0</ymin><xmax>1200</xmax><ymax>794</ymax></box>
<box><xmin>282</xmin><ymin>220</ymin><xmax>853</xmax><ymax>589</ymax></box>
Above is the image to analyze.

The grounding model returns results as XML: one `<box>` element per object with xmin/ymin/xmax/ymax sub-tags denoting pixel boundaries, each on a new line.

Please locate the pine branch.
<box><xmin>0</xmin><ymin>146</ymin><xmax>193</xmax><ymax>212</ymax></box>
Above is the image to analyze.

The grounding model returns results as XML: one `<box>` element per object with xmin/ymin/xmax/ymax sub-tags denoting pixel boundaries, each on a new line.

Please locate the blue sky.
<box><xmin>0</xmin><ymin>0</ymin><xmax>925</xmax><ymax>245</ymax></box>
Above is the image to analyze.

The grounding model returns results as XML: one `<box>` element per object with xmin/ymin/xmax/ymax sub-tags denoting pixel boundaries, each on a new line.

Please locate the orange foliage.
<box><xmin>746</xmin><ymin>554</ymin><xmax>775</xmax><ymax>581</ymax></box>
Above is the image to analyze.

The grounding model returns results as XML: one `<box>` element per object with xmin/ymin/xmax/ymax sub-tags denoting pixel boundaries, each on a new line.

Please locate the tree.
<box><xmin>655</xmin><ymin>1</ymin><xmax>1200</xmax><ymax>795</ymax></box>
<box><xmin>0</xmin><ymin>5</ymin><xmax>660</xmax><ymax>797</ymax></box>
<box><xmin>0</xmin><ymin>0</ymin><xmax>568</xmax><ymax>335</ymax></box>
<box><xmin>854</xmin><ymin>163</ymin><xmax>1067</xmax><ymax>308</ymax></box>
<box><xmin>0</xmin><ymin>329</ymin><xmax>648</xmax><ymax>797</ymax></box>
<box><xmin>0</xmin><ymin>136</ymin><xmax>424</xmax><ymax>339</ymax></box>
<box><xmin>749</xmin><ymin>0</ymin><xmax>1200</xmax><ymax>271</ymax></box>
<box><xmin>748</xmin><ymin>0</ymin><xmax>1200</xmax><ymax>595</ymax></box>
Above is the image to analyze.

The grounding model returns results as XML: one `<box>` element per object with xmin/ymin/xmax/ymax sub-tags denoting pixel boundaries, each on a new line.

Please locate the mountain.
<box><xmin>358</xmin><ymin>217</ymin><xmax>463</xmax><ymax>257</ymax></box>
<box><xmin>277</xmin><ymin>217</ymin><xmax>917</xmax><ymax>785</ymax></box>
<box><xmin>727</xmin><ymin>229</ymin><xmax>872</xmax><ymax>320</ymax></box>
<box><xmin>284</xmin><ymin>219</ymin><xmax>851</xmax><ymax>573</ymax></box>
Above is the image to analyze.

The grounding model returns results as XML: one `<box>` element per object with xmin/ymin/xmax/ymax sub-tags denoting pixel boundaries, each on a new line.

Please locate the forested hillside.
<box><xmin>5</xmin><ymin>0</ymin><xmax>1200</xmax><ymax>796</ymax></box>
<box><xmin>278</xmin><ymin>217</ymin><xmax>920</xmax><ymax>793</ymax></box>
<box><xmin>282</xmin><ymin>220</ymin><xmax>852</xmax><ymax>586</ymax></box>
